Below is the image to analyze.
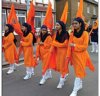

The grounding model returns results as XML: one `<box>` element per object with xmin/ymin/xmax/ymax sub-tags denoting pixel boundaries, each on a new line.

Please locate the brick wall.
<box><xmin>56</xmin><ymin>0</ymin><xmax>98</xmax><ymax>26</ymax></box>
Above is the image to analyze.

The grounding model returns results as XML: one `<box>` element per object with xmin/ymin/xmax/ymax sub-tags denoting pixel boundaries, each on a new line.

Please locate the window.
<box><xmin>43</xmin><ymin>0</ymin><xmax>48</xmax><ymax>4</ymax></box>
<box><xmin>17</xmin><ymin>0</ymin><xmax>21</xmax><ymax>3</ymax></box>
<box><xmin>87</xmin><ymin>6</ymin><xmax>90</xmax><ymax>13</ymax></box>
<box><xmin>52</xmin><ymin>13</ymin><xmax>55</xmax><ymax>29</ymax></box>
<box><xmin>2</xmin><ymin>9</ymin><xmax>6</xmax><ymax>33</ymax></box>
<box><xmin>35</xmin><ymin>11</ymin><xmax>55</xmax><ymax>29</ymax></box>
<box><xmin>16</xmin><ymin>11</ymin><xmax>26</xmax><ymax>25</ymax></box>
<box><xmin>18</xmin><ymin>17</ymin><xmax>25</xmax><ymax>25</ymax></box>
<box><xmin>5</xmin><ymin>0</ymin><xmax>10</xmax><ymax>1</ymax></box>
<box><xmin>18</xmin><ymin>11</ymin><xmax>26</xmax><ymax>15</ymax></box>
<box><xmin>35</xmin><ymin>17</ymin><xmax>41</xmax><ymax>28</ymax></box>
<box><xmin>35</xmin><ymin>12</ymin><xmax>42</xmax><ymax>28</ymax></box>
<box><xmin>78</xmin><ymin>2</ymin><xmax>80</xmax><ymax>8</ymax></box>
<box><xmin>36</xmin><ymin>12</ymin><xmax>41</xmax><ymax>16</ymax></box>
<box><xmin>11</xmin><ymin>0</ymin><xmax>17</xmax><ymax>2</ymax></box>
<box><xmin>41</xmin><ymin>12</ymin><xmax>46</xmax><ymax>24</ymax></box>
<box><xmin>42</xmin><ymin>12</ymin><xmax>46</xmax><ymax>16</ymax></box>
<box><xmin>93</xmin><ymin>7</ymin><xmax>96</xmax><ymax>15</ymax></box>
<box><xmin>21</xmin><ymin>0</ymin><xmax>26</xmax><ymax>3</ymax></box>
<box><xmin>35</xmin><ymin>0</ymin><xmax>43</xmax><ymax>3</ymax></box>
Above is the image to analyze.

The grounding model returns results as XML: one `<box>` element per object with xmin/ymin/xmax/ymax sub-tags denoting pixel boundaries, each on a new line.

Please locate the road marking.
<box><xmin>2</xmin><ymin>63</ymin><xmax>24</xmax><ymax>70</ymax></box>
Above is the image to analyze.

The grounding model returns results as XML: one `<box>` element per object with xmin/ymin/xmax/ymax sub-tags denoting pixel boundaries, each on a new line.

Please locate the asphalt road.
<box><xmin>2</xmin><ymin>45</ymin><xmax>98</xmax><ymax>96</ymax></box>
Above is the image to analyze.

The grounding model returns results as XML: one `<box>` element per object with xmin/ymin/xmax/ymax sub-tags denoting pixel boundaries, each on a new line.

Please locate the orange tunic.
<box><xmin>3</xmin><ymin>33</ymin><xmax>18</xmax><ymax>64</ymax></box>
<box><xmin>43</xmin><ymin>35</ymin><xmax>69</xmax><ymax>77</ymax></box>
<box><xmin>67</xmin><ymin>31</ymin><xmax>95</xmax><ymax>78</ymax></box>
<box><xmin>21</xmin><ymin>33</ymin><xmax>37</xmax><ymax>67</ymax></box>
<box><xmin>51</xmin><ymin>39</ymin><xmax>69</xmax><ymax>77</ymax></box>
<box><xmin>36</xmin><ymin>36</ymin><xmax>52</xmax><ymax>73</ymax></box>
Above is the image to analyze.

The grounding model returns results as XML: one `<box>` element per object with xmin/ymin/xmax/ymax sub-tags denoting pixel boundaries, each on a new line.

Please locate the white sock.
<box><xmin>95</xmin><ymin>42</ymin><xmax>98</xmax><ymax>52</ymax></box>
<box><xmin>91</xmin><ymin>42</ymin><xmax>95</xmax><ymax>51</ymax></box>
<box><xmin>26</xmin><ymin>67</ymin><xmax>31</xmax><ymax>75</ymax></box>
<box><xmin>9</xmin><ymin>64</ymin><xmax>15</xmax><ymax>70</ymax></box>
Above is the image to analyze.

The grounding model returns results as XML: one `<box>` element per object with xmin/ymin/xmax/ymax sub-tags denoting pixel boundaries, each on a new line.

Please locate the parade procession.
<box><xmin>2</xmin><ymin>0</ymin><xmax>98</xmax><ymax>96</ymax></box>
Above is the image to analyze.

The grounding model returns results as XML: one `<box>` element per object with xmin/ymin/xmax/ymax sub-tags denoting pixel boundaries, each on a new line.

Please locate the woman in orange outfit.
<box><xmin>36</xmin><ymin>25</ymin><xmax>52</xmax><ymax>85</ymax></box>
<box><xmin>20</xmin><ymin>23</ymin><xmax>37</xmax><ymax>80</ymax></box>
<box><xmin>66</xmin><ymin>17</ymin><xmax>95</xmax><ymax>96</ymax></box>
<box><xmin>3</xmin><ymin>24</ymin><xmax>18</xmax><ymax>74</ymax></box>
<box><xmin>43</xmin><ymin>21</ymin><xmax>69</xmax><ymax>88</ymax></box>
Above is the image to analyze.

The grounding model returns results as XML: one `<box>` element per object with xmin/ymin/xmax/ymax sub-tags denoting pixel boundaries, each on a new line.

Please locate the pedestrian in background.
<box><xmin>3</xmin><ymin>24</ymin><xmax>18</xmax><ymax>74</ymax></box>
<box><xmin>19</xmin><ymin>23</ymin><xmax>37</xmax><ymax>80</ymax></box>
<box><xmin>66</xmin><ymin>17</ymin><xmax>95</xmax><ymax>96</ymax></box>
<box><xmin>36</xmin><ymin>25</ymin><xmax>52</xmax><ymax>85</ymax></box>
<box><xmin>90</xmin><ymin>21</ymin><xmax>98</xmax><ymax>53</ymax></box>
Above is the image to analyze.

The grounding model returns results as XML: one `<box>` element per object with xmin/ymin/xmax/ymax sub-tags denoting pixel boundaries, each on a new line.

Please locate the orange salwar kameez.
<box><xmin>36</xmin><ymin>35</ymin><xmax>52</xmax><ymax>74</ymax></box>
<box><xmin>3</xmin><ymin>33</ymin><xmax>18</xmax><ymax>64</ymax></box>
<box><xmin>44</xmin><ymin>35</ymin><xmax>69</xmax><ymax>78</ymax></box>
<box><xmin>20</xmin><ymin>33</ymin><xmax>37</xmax><ymax>67</ymax></box>
<box><xmin>67</xmin><ymin>31</ymin><xmax>95</xmax><ymax>78</ymax></box>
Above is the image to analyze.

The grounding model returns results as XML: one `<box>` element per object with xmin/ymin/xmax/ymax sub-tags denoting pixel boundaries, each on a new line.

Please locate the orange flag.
<box><xmin>43</xmin><ymin>0</ymin><xmax>53</xmax><ymax>32</ymax></box>
<box><xmin>7</xmin><ymin>4</ymin><xmax>23</xmax><ymax>36</ymax></box>
<box><xmin>60</xmin><ymin>1</ymin><xmax>68</xmax><ymax>24</ymax></box>
<box><xmin>27</xmin><ymin>1</ymin><xmax>35</xmax><ymax>33</ymax></box>
<box><xmin>76</xmin><ymin>0</ymin><xmax>84</xmax><ymax>19</ymax></box>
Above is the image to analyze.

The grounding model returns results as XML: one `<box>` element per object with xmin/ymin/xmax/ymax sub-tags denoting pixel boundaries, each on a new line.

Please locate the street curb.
<box><xmin>2</xmin><ymin>55</ymin><xmax>36</xmax><ymax>67</ymax></box>
<box><xmin>2</xmin><ymin>58</ymin><xmax>24</xmax><ymax>67</ymax></box>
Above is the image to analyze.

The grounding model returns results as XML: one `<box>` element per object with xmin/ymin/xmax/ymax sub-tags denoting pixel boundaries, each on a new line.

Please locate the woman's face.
<box><xmin>5</xmin><ymin>26</ymin><xmax>9</xmax><ymax>32</ymax></box>
<box><xmin>41</xmin><ymin>28</ymin><xmax>47</xmax><ymax>34</ymax></box>
<box><xmin>55</xmin><ymin>23</ymin><xmax>62</xmax><ymax>31</ymax></box>
<box><xmin>21</xmin><ymin>26</ymin><xmax>27</xmax><ymax>32</ymax></box>
<box><xmin>72</xmin><ymin>21</ymin><xmax>81</xmax><ymax>30</ymax></box>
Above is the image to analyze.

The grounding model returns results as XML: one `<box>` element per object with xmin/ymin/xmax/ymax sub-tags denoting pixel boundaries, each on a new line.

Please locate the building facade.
<box><xmin>2</xmin><ymin>0</ymin><xmax>56</xmax><ymax>33</ymax></box>
<box><xmin>55</xmin><ymin>0</ymin><xmax>98</xmax><ymax>27</ymax></box>
<box><xmin>2</xmin><ymin>0</ymin><xmax>98</xmax><ymax>34</ymax></box>
<box><xmin>2</xmin><ymin>0</ymin><xmax>56</xmax><ymax>46</ymax></box>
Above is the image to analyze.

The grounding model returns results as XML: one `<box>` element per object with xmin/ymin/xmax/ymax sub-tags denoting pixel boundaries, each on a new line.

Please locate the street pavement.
<box><xmin>2</xmin><ymin>45</ymin><xmax>98</xmax><ymax>96</ymax></box>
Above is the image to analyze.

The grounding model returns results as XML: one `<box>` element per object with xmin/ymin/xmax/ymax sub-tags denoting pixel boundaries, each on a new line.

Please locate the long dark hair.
<box><xmin>55</xmin><ymin>21</ymin><xmax>69</xmax><ymax>43</ymax></box>
<box><xmin>40</xmin><ymin>25</ymin><xmax>50</xmax><ymax>42</ymax></box>
<box><xmin>73</xmin><ymin>17</ymin><xmax>85</xmax><ymax>38</ymax></box>
<box><xmin>4</xmin><ymin>24</ymin><xmax>17</xmax><ymax>45</ymax></box>
<box><xmin>32</xmin><ymin>33</ymin><xmax>36</xmax><ymax>45</ymax></box>
<box><xmin>4</xmin><ymin>24</ymin><xmax>14</xmax><ymax>36</ymax></box>
<box><xmin>22</xmin><ymin>23</ymin><xmax>36</xmax><ymax>45</ymax></box>
<box><xmin>22</xmin><ymin>23</ymin><xmax>32</xmax><ymax>37</ymax></box>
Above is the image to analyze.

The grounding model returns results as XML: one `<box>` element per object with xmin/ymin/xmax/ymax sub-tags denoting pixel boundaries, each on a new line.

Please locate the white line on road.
<box><xmin>2</xmin><ymin>63</ymin><xmax>24</xmax><ymax>71</ymax></box>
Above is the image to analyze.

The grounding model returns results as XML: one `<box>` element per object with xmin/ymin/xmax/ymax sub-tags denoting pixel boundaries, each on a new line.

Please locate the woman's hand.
<box><xmin>39</xmin><ymin>41</ymin><xmax>44</xmax><ymax>45</ymax></box>
<box><xmin>69</xmin><ymin>43</ymin><xmax>76</xmax><ymax>47</ymax></box>
<box><xmin>37</xmin><ymin>57</ymin><xmax>39</xmax><ymax>61</ymax></box>
<box><xmin>49</xmin><ymin>46</ymin><xmax>54</xmax><ymax>53</ymax></box>
<box><xmin>35</xmin><ymin>57</ymin><xmax>40</xmax><ymax>64</ymax></box>
<box><xmin>20</xmin><ymin>41</ymin><xmax>23</xmax><ymax>44</ymax></box>
<box><xmin>65</xmin><ymin>56</ymin><xmax>70</xmax><ymax>60</ymax></box>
